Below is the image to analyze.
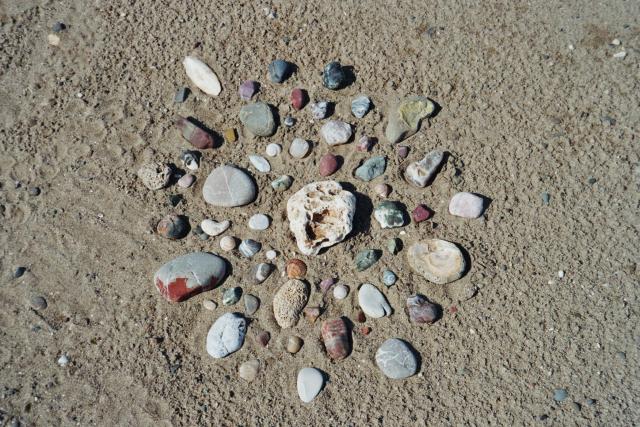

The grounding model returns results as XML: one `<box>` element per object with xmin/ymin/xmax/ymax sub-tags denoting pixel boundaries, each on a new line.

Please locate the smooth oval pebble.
<box><xmin>244</xmin><ymin>294</ymin><xmax>260</xmax><ymax>315</ymax></box>
<box><xmin>138</xmin><ymin>162</ymin><xmax>171</xmax><ymax>190</ymax></box>
<box><xmin>351</xmin><ymin>95</ymin><xmax>371</xmax><ymax>118</ymax></box>
<box><xmin>255</xmin><ymin>331</ymin><xmax>271</xmax><ymax>347</ymax></box>
<box><xmin>287</xmin><ymin>336</ymin><xmax>304</xmax><ymax>354</ymax></box>
<box><xmin>222</xmin><ymin>287</ymin><xmax>242</xmax><ymax>306</ymax></box>
<box><xmin>358</xmin><ymin>283</ymin><xmax>392</xmax><ymax>318</ymax></box>
<box><xmin>175</xmin><ymin>116</ymin><xmax>215</xmax><ymax>149</ymax></box>
<box><xmin>268</xmin><ymin>59</ymin><xmax>291</xmax><ymax>83</ymax></box>
<box><xmin>333</xmin><ymin>284</ymin><xmax>348</xmax><ymax>300</ymax></box>
<box><xmin>203</xmin><ymin>165</ymin><xmax>257</xmax><ymax>207</ymax></box>
<box><xmin>319</xmin><ymin>153</ymin><xmax>339</xmax><ymax>176</ymax></box>
<box><xmin>239</xmin><ymin>239</ymin><xmax>261</xmax><ymax>258</ymax></box>
<box><xmin>321</xmin><ymin>318</ymin><xmax>351</xmax><ymax>360</ymax></box>
<box><xmin>449</xmin><ymin>192</ymin><xmax>486</xmax><ymax>218</ymax></box>
<box><xmin>406</xmin><ymin>239</ymin><xmax>466</xmax><ymax>284</ymax></box>
<box><xmin>248</xmin><ymin>214</ymin><xmax>270</xmax><ymax>230</ymax></box>
<box><xmin>30</xmin><ymin>296</ymin><xmax>47</xmax><ymax>310</ymax></box>
<box><xmin>273</xmin><ymin>279</ymin><xmax>309</xmax><ymax>328</ymax></box>
<box><xmin>375</xmin><ymin>338</ymin><xmax>418</xmax><ymax>379</ymax></box>
<box><xmin>271</xmin><ymin>175</ymin><xmax>293</xmax><ymax>191</ymax></box>
<box><xmin>323</xmin><ymin>61</ymin><xmax>346</xmax><ymax>90</ymax></box>
<box><xmin>321</xmin><ymin>121</ymin><xmax>352</xmax><ymax>146</ymax></box>
<box><xmin>265</xmin><ymin>250</ymin><xmax>277</xmax><ymax>260</ymax></box>
<box><xmin>249</xmin><ymin>154</ymin><xmax>271</xmax><ymax>173</ymax></box>
<box><xmin>157</xmin><ymin>214</ymin><xmax>190</xmax><ymax>240</ymax></box>
<box><xmin>406</xmin><ymin>294</ymin><xmax>441</xmax><ymax>324</ymax></box>
<box><xmin>251</xmin><ymin>262</ymin><xmax>273</xmax><ymax>283</ymax></box>
<box><xmin>238</xmin><ymin>359</ymin><xmax>260</xmax><ymax>381</ymax></box>
<box><xmin>239</xmin><ymin>102</ymin><xmax>277</xmax><ymax>137</ymax></box>
<box><xmin>239</xmin><ymin>80</ymin><xmax>258</xmax><ymax>101</ymax></box>
<box><xmin>291</xmin><ymin>88</ymin><xmax>308</xmax><ymax>110</ymax></box>
<box><xmin>183</xmin><ymin>56</ymin><xmax>222</xmax><ymax>96</ymax></box>
<box><xmin>297</xmin><ymin>367</ymin><xmax>325</xmax><ymax>403</ymax></box>
<box><xmin>201</xmin><ymin>219</ymin><xmax>230</xmax><ymax>236</ymax></box>
<box><xmin>203</xmin><ymin>299</ymin><xmax>218</xmax><ymax>311</ymax></box>
<box><xmin>154</xmin><ymin>252</ymin><xmax>227</xmax><ymax>302</ymax></box>
<box><xmin>289</xmin><ymin>138</ymin><xmax>311</xmax><ymax>159</ymax></box>
<box><xmin>265</xmin><ymin>143</ymin><xmax>282</xmax><ymax>157</ymax></box>
<box><xmin>219</xmin><ymin>235</ymin><xmax>237</xmax><ymax>251</ymax></box>
<box><xmin>177</xmin><ymin>174</ymin><xmax>195</xmax><ymax>188</ymax></box>
<box><xmin>382</xmin><ymin>270</ymin><xmax>397</xmax><ymax>286</ymax></box>
<box><xmin>286</xmin><ymin>259</ymin><xmax>307</xmax><ymax>279</ymax></box>
<box><xmin>310</xmin><ymin>101</ymin><xmax>329</xmax><ymax>120</ymax></box>
<box><xmin>206</xmin><ymin>312</ymin><xmax>247</xmax><ymax>358</ymax></box>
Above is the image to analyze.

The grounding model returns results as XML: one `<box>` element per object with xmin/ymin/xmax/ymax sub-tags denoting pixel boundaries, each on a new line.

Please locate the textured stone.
<box><xmin>406</xmin><ymin>239</ymin><xmax>466</xmax><ymax>284</ymax></box>
<box><xmin>323</xmin><ymin>61</ymin><xmax>346</xmax><ymax>90</ymax></box>
<box><xmin>138</xmin><ymin>162</ymin><xmax>171</xmax><ymax>190</ymax></box>
<box><xmin>223</xmin><ymin>128</ymin><xmax>237</xmax><ymax>143</ymax></box>
<box><xmin>297</xmin><ymin>367</ymin><xmax>325</xmax><ymax>403</ymax></box>
<box><xmin>287</xmin><ymin>181</ymin><xmax>356</xmax><ymax>255</ymax></box>
<box><xmin>404</xmin><ymin>150</ymin><xmax>444</xmax><ymax>187</ymax></box>
<box><xmin>286</xmin><ymin>259</ymin><xmax>307</xmax><ymax>279</ymax></box>
<box><xmin>385</xmin><ymin>96</ymin><xmax>435</xmax><ymax>144</ymax></box>
<box><xmin>373</xmin><ymin>201</ymin><xmax>405</xmax><ymax>228</ymax></box>
<box><xmin>355</xmin><ymin>156</ymin><xmax>386</xmax><ymax>181</ymax></box>
<box><xmin>206</xmin><ymin>312</ymin><xmax>246</xmax><ymax>358</ymax></box>
<box><xmin>358</xmin><ymin>283</ymin><xmax>392</xmax><ymax>318</ymax></box>
<box><xmin>203</xmin><ymin>165</ymin><xmax>257</xmax><ymax>207</ymax></box>
<box><xmin>239</xmin><ymin>102</ymin><xmax>276</xmax><ymax>137</ymax></box>
<box><xmin>310</xmin><ymin>101</ymin><xmax>329</xmax><ymax>120</ymax></box>
<box><xmin>175</xmin><ymin>116</ymin><xmax>215</xmax><ymax>149</ymax></box>
<box><xmin>351</xmin><ymin>95</ymin><xmax>371</xmax><ymax>118</ymax></box>
<box><xmin>239</xmin><ymin>80</ymin><xmax>258</xmax><ymax>101</ymax></box>
<box><xmin>157</xmin><ymin>214</ymin><xmax>190</xmax><ymax>239</ymax></box>
<box><xmin>321</xmin><ymin>121</ymin><xmax>352</xmax><ymax>145</ymax></box>
<box><xmin>154</xmin><ymin>252</ymin><xmax>227</xmax><ymax>302</ymax></box>
<box><xmin>375</xmin><ymin>338</ymin><xmax>418</xmax><ymax>379</ymax></box>
<box><xmin>355</xmin><ymin>249</ymin><xmax>381</xmax><ymax>271</ymax></box>
<box><xmin>273</xmin><ymin>279</ymin><xmax>309</xmax><ymax>328</ymax></box>
<box><xmin>321</xmin><ymin>318</ymin><xmax>351</xmax><ymax>360</ymax></box>
<box><xmin>449</xmin><ymin>192</ymin><xmax>485</xmax><ymax>218</ymax></box>
<box><xmin>239</xmin><ymin>359</ymin><xmax>260</xmax><ymax>381</ymax></box>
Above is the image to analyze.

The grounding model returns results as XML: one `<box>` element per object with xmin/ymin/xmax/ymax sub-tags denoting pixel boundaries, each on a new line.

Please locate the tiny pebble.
<box><xmin>248</xmin><ymin>214</ymin><xmax>270</xmax><ymax>231</ymax></box>
<box><xmin>356</xmin><ymin>136</ymin><xmax>374</xmax><ymax>152</ymax></box>
<box><xmin>613</xmin><ymin>51</ymin><xmax>627</xmax><ymax>59</ymax></box>
<box><xmin>244</xmin><ymin>294</ymin><xmax>260</xmax><ymax>315</ymax></box>
<box><xmin>320</xmin><ymin>278</ymin><xmax>336</xmax><ymax>293</ymax></box>
<box><xmin>412</xmin><ymin>204</ymin><xmax>432</xmax><ymax>223</ymax></box>
<box><xmin>219</xmin><ymin>235</ymin><xmax>237</xmax><ymax>251</ymax></box>
<box><xmin>203</xmin><ymin>300</ymin><xmax>218</xmax><ymax>311</ymax></box>
<box><xmin>558</xmin><ymin>270</ymin><xmax>565</xmax><ymax>279</ymax></box>
<box><xmin>291</xmin><ymin>88</ymin><xmax>308</xmax><ymax>110</ymax></box>
<box><xmin>284</xmin><ymin>116</ymin><xmax>296</xmax><ymax>127</ymax></box>
<box><xmin>52</xmin><ymin>22</ymin><xmax>66</xmax><ymax>32</ymax></box>
<box><xmin>387</xmin><ymin>238</ymin><xmax>402</xmax><ymax>255</ymax></box>
<box><xmin>249</xmin><ymin>154</ymin><xmax>271</xmax><ymax>173</ymax></box>
<box><xmin>374</xmin><ymin>183</ymin><xmax>391</xmax><ymax>198</ymax></box>
<box><xmin>223</xmin><ymin>128</ymin><xmax>237</xmax><ymax>143</ymax></box>
<box><xmin>256</xmin><ymin>331</ymin><xmax>271</xmax><ymax>347</ymax></box>
<box><xmin>28</xmin><ymin>187</ymin><xmax>41</xmax><ymax>196</ymax></box>
<box><xmin>14</xmin><ymin>267</ymin><xmax>27</xmax><ymax>278</ymax></box>
<box><xmin>351</xmin><ymin>95</ymin><xmax>371</xmax><ymax>118</ymax></box>
<box><xmin>268</xmin><ymin>59</ymin><xmax>292</xmax><ymax>83</ymax></box>
<box><xmin>177</xmin><ymin>174</ymin><xmax>195</xmax><ymax>188</ymax></box>
<box><xmin>239</xmin><ymin>239</ymin><xmax>261</xmax><ymax>257</ymax></box>
<box><xmin>333</xmin><ymin>284</ymin><xmax>349</xmax><ymax>300</ymax></box>
<box><xmin>239</xmin><ymin>80</ymin><xmax>258</xmax><ymax>101</ymax></box>
<box><xmin>587</xmin><ymin>177</ymin><xmax>597</xmax><ymax>185</ymax></box>
<box><xmin>265</xmin><ymin>250</ymin><xmax>277</xmax><ymax>260</ymax></box>
<box><xmin>265</xmin><ymin>143</ymin><xmax>282</xmax><ymax>157</ymax></box>
<box><xmin>542</xmin><ymin>192</ymin><xmax>551</xmax><ymax>205</ymax></box>
<box><xmin>396</xmin><ymin>145</ymin><xmax>409</xmax><ymax>158</ymax></box>
<box><xmin>238</xmin><ymin>359</ymin><xmax>260</xmax><ymax>382</ymax></box>
<box><xmin>271</xmin><ymin>175</ymin><xmax>293</xmax><ymax>191</ymax></box>
<box><xmin>611</xmin><ymin>38</ymin><xmax>621</xmax><ymax>46</ymax></box>
<box><xmin>287</xmin><ymin>336</ymin><xmax>304</xmax><ymax>354</ymax></box>
<box><xmin>319</xmin><ymin>153</ymin><xmax>339</xmax><ymax>176</ymax></box>
<box><xmin>553</xmin><ymin>388</ymin><xmax>568</xmax><ymax>402</ymax></box>
<box><xmin>222</xmin><ymin>287</ymin><xmax>242</xmax><ymax>305</ymax></box>
<box><xmin>310</xmin><ymin>101</ymin><xmax>329</xmax><ymax>120</ymax></box>
<box><xmin>30</xmin><ymin>296</ymin><xmax>48</xmax><ymax>310</ymax></box>
<box><xmin>48</xmin><ymin>33</ymin><xmax>60</xmax><ymax>46</ymax></box>
<box><xmin>382</xmin><ymin>270</ymin><xmax>397</xmax><ymax>286</ymax></box>
<box><xmin>174</xmin><ymin>87</ymin><xmax>189</xmax><ymax>103</ymax></box>
<box><xmin>57</xmin><ymin>354</ymin><xmax>69</xmax><ymax>367</ymax></box>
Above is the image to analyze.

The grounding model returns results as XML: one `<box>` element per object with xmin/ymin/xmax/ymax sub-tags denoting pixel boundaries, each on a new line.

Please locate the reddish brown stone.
<box><xmin>412</xmin><ymin>204</ymin><xmax>432</xmax><ymax>223</ymax></box>
<box><xmin>406</xmin><ymin>294</ymin><xmax>441</xmax><ymax>324</ymax></box>
<box><xmin>359</xmin><ymin>326</ymin><xmax>371</xmax><ymax>335</ymax></box>
<box><xmin>354</xmin><ymin>309</ymin><xmax>366</xmax><ymax>323</ymax></box>
<box><xmin>175</xmin><ymin>116</ymin><xmax>215</xmax><ymax>149</ymax></box>
<box><xmin>154</xmin><ymin>252</ymin><xmax>226</xmax><ymax>302</ymax></box>
<box><xmin>290</xmin><ymin>88</ymin><xmax>308</xmax><ymax>111</ymax></box>
<box><xmin>321</xmin><ymin>317</ymin><xmax>351</xmax><ymax>360</ymax></box>
<box><xmin>319</xmin><ymin>153</ymin><xmax>339</xmax><ymax>176</ymax></box>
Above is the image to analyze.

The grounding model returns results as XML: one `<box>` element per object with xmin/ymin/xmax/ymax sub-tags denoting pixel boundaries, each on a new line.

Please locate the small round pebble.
<box><xmin>177</xmin><ymin>174</ymin><xmax>195</xmax><ymax>188</ymax></box>
<box><xmin>374</xmin><ymin>183</ymin><xmax>391</xmax><ymax>198</ymax></box>
<box><xmin>333</xmin><ymin>284</ymin><xmax>349</xmax><ymax>300</ymax></box>
<box><xmin>449</xmin><ymin>192</ymin><xmax>486</xmax><ymax>218</ymax></box>
<box><xmin>219</xmin><ymin>235</ymin><xmax>237</xmax><ymax>251</ymax></box>
<box><xmin>356</xmin><ymin>136</ymin><xmax>374</xmax><ymax>152</ymax></box>
<box><xmin>52</xmin><ymin>22</ymin><xmax>66</xmax><ymax>32</ymax></box>
<box><xmin>396</xmin><ymin>145</ymin><xmax>409</xmax><ymax>158</ymax></box>
<box><xmin>249</xmin><ymin>154</ymin><xmax>271</xmax><ymax>173</ymax></box>
<box><xmin>265</xmin><ymin>143</ymin><xmax>282</xmax><ymax>157</ymax></box>
<box><xmin>203</xmin><ymin>300</ymin><xmax>218</xmax><ymax>311</ymax></box>
<box><xmin>14</xmin><ymin>267</ymin><xmax>27</xmax><ymax>278</ymax></box>
<box><xmin>291</xmin><ymin>88</ymin><xmax>308</xmax><ymax>110</ymax></box>
<box><xmin>256</xmin><ymin>331</ymin><xmax>271</xmax><ymax>347</ymax></box>
<box><xmin>244</xmin><ymin>294</ymin><xmax>260</xmax><ymax>315</ymax></box>
<box><xmin>30</xmin><ymin>296</ymin><xmax>47</xmax><ymax>310</ymax></box>
<box><xmin>290</xmin><ymin>138</ymin><xmax>311</xmax><ymax>159</ymax></box>
<box><xmin>382</xmin><ymin>270</ymin><xmax>397</xmax><ymax>286</ymax></box>
<box><xmin>554</xmin><ymin>388</ymin><xmax>569</xmax><ymax>402</ymax></box>
<box><xmin>265</xmin><ymin>250</ymin><xmax>277</xmax><ymax>260</ymax></box>
<box><xmin>287</xmin><ymin>336</ymin><xmax>304</xmax><ymax>354</ymax></box>
<box><xmin>248</xmin><ymin>213</ymin><xmax>270</xmax><ymax>231</ymax></box>
<box><xmin>157</xmin><ymin>214</ymin><xmax>190</xmax><ymax>240</ymax></box>
<box><xmin>239</xmin><ymin>359</ymin><xmax>260</xmax><ymax>381</ymax></box>
<box><xmin>28</xmin><ymin>187</ymin><xmax>41</xmax><ymax>196</ymax></box>
<box><xmin>57</xmin><ymin>354</ymin><xmax>69</xmax><ymax>367</ymax></box>
<box><xmin>284</xmin><ymin>116</ymin><xmax>296</xmax><ymax>127</ymax></box>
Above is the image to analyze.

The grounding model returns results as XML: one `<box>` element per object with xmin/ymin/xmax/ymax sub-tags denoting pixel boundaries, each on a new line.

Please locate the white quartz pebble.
<box><xmin>201</xmin><ymin>219</ymin><xmax>230</xmax><ymax>236</ymax></box>
<box><xmin>248</xmin><ymin>214</ymin><xmax>270</xmax><ymax>230</ymax></box>
<box><xmin>289</xmin><ymin>138</ymin><xmax>311</xmax><ymax>159</ymax></box>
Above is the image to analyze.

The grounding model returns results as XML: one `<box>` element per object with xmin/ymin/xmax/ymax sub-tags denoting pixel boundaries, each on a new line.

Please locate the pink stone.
<box><xmin>406</xmin><ymin>294</ymin><xmax>441</xmax><ymax>324</ymax></box>
<box><xmin>320</xmin><ymin>278</ymin><xmax>337</xmax><ymax>293</ymax></box>
<box><xmin>175</xmin><ymin>116</ymin><xmax>215</xmax><ymax>149</ymax></box>
<box><xmin>449</xmin><ymin>192</ymin><xmax>485</xmax><ymax>218</ymax></box>
<box><xmin>356</xmin><ymin>136</ymin><xmax>374</xmax><ymax>152</ymax></box>
<box><xmin>319</xmin><ymin>153</ymin><xmax>339</xmax><ymax>176</ymax></box>
<box><xmin>396</xmin><ymin>145</ymin><xmax>409</xmax><ymax>158</ymax></box>
<box><xmin>321</xmin><ymin>318</ymin><xmax>351</xmax><ymax>360</ymax></box>
<box><xmin>290</xmin><ymin>88</ymin><xmax>308</xmax><ymax>111</ymax></box>
<box><xmin>412</xmin><ymin>204</ymin><xmax>432</xmax><ymax>223</ymax></box>
<box><xmin>177</xmin><ymin>174</ymin><xmax>195</xmax><ymax>188</ymax></box>
<box><xmin>239</xmin><ymin>80</ymin><xmax>258</xmax><ymax>101</ymax></box>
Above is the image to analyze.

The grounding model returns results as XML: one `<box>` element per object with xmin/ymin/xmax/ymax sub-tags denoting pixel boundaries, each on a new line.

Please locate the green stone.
<box><xmin>385</xmin><ymin>96</ymin><xmax>435</xmax><ymax>144</ymax></box>
<box><xmin>222</xmin><ymin>287</ymin><xmax>242</xmax><ymax>306</ymax></box>
<box><xmin>354</xmin><ymin>156</ymin><xmax>386</xmax><ymax>181</ymax></box>
<box><xmin>271</xmin><ymin>175</ymin><xmax>293</xmax><ymax>191</ymax></box>
<box><xmin>373</xmin><ymin>201</ymin><xmax>405</xmax><ymax>228</ymax></box>
<box><xmin>355</xmin><ymin>249</ymin><xmax>381</xmax><ymax>271</ymax></box>
<box><xmin>387</xmin><ymin>238</ymin><xmax>402</xmax><ymax>255</ymax></box>
<box><xmin>239</xmin><ymin>102</ymin><xmax>276</xmax><ymax>137</ymax></box>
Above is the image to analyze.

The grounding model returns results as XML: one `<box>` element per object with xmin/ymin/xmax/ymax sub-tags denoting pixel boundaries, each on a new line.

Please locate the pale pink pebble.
<box><xmin>356</xmin><ymin>136</ymin><xmax>374</xmax><ymax>152</ymax></box>
<box><xmin>449</xmin><ymin>192</ymin><xmax>485</xmax><ymax>218</ymax></box>
<box><xmin>320</xmin><ymin>278</ymin><xmax>337</xmax><ymax>293</ymax></box>
<box><xmin>177</xmin><ymin>174</ymin><xmax>196</xmax><ymax>188</ymax></box>
<box><xmin>374</xmin><ymin>183</ymin><xmax>391</xmax><ymax>198</ymax></box>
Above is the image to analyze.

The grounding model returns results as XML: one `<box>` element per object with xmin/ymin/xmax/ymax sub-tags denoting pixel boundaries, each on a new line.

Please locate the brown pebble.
<box><xmin>255</xmin><ymin>331</ymin><xmax>271</xmax><ymax>347</ymax></box>
<box><xmin>304</xmin><ymin>306</ymin><xmax>321</xmax><ymax>323</ymax></box>
<box><xmin>319</xmin><ymin>153</ymin><xmax>340</xmax><ymax>176</ymax></box>
<box><xmin>175</xmin><ymin>116</ymin><xmax>215</xmax><ymax>149</ymax></box>
<box><xmin>290</xmin><ymin>88</ymin><xmax>308</xmax><ymax>111</ymax></box>
<box><xmin>286</xmin><ymin>336</ymin><xmax>303</xmax><ymax>354</ymax></box>
<box><xmin>321</xmin><ymin>317</ymin><xmax>351</xmax><ymax>360</ymax></box>
<box><xmin>286</xmin><ymin>258</ymin><xmax>307</xmax><ymax>279</ymax></box>
<box><xmin>359</xmin><ymin>326</ymin><xmax>371</xmax><ymax>335</ymax></box>
<box><xmin>223</xmin><ymin>128</ymin><xmax>237</xmax><ymax>143</ymax></box>
<box><xmin>354</xmin><ymin>309</ymin><xmax>366</xmax><ymax>323</ymax></box>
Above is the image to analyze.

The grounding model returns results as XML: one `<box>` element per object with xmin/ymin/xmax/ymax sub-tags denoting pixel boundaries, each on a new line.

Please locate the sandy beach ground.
<box><xmin>0</xmin><ymin>0</ymin><xmax>638</xmax><ymax>425</ymax></box>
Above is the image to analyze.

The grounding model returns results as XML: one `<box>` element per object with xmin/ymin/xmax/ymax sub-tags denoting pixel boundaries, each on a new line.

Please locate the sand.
<box><xmin>0</xmin><ymin>0</ymin><xmax>638</xmax><ymax>425</ymax></box>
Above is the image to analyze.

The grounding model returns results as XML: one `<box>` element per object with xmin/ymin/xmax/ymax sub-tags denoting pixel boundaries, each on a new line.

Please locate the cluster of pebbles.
<box><xmin>141</xmin><ymin>55</ymin><xmax>488</xmax><ymax>403</ymax></box>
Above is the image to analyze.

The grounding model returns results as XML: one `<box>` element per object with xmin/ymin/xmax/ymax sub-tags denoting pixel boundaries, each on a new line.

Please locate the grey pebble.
<box><xmin>553</xmin><ymin>388</ymin><xmax>568</xmax><ymax>402</ymax></box>
<box><xmin>587</xmin><ymin>176</ymin><xmax>597</xmax><ymax>185</ymax></box>
<box><xmin>382</xmin><ymin>270</ymin><xmax>397</xmax><ymax>286</ymax></box>
<box><xmin>355</xmin><ymin>156</ymin><xmax>386</xmax><ymax>181</ymax></box>
<box><xmin>174</xmin><ymin>87</ymin><xmax>190</xmax><ymax>103</ymax></box>
<box><xmin>375</xmin><ymin>338</ymin><xmax>418</xmax><ymax>379</ymax></box>
<box><xmin>351</xmin><ymin>95</ymin><xmax>371</xmax><ymax>118</ymax></box>
<box><xmin>192</xmin><ymin>225</ymin><xmax>210</xmax><ymax>241</ymax></box>
<box><xmin>28</xmin><ymin>187</ymin><xmax>41</xmax><ymax>196</ymax></box>
<box><xmin>52</xmin><ymin>22</ymin><xmax>66</xmax><ymax>32</ymax></box>
<box><xmin>284</xmin><ymin>116</ymin><xmax>296</xmax><ymax>127</ymax></box>
<box><xmin>30</xmin><ymin>296</ymin><xmax>47</xmax><ymax>310</ymax></box>
<box><xmin>14</xmin><ymin>267</ymin><xmax>27</xmax><ymax>278</ymax></box>
<box><xmin>541</xmin><ymin>192</ymin><xmax>551</xmax><ymax>205</ymax></box>
<box><xmin>268</xmin><ymin>59</ymin><xmax>292</xmax><ymax>83</ymax></box>
<box><xmin>244</xmin><ymin>294</ymin><xmax>260</xmax><ymax>315</ymax></box>
<box><xmin>239</xmin><ymin>239</ymin><xmax>261</xmax><ymax>258</ymax></box>
<box><xmin>222</xmin><ymin>287</ymin><xmax>242</xmax><ymax>306</ymax></box>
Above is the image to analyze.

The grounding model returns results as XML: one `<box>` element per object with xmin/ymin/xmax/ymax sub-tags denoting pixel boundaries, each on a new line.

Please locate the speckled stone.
<box><xmin>273</xmin><ymin>279</ymin><xmax>309</xmax><ymax>328</ymax></box>
<box><xmin>222</xmin><ymin>287</ymin><xmax>242</xmax><ymax>305</ymax></box>
<box><xmin>351</xmin><ymin>95</ymin><xmax>371</xmax><ymax>118</ymax></box>
<box><xmin>355</xmin><ymin>249</ymin><xmax>381</xmax><ymax>271</ymax></box>
<box><xmin>138</xmin><ymin>162</ymin><xmax>171</xmax><ymax>190</ymax></box>
<box><xmin>310</xmin><ymin>101</ymin><xmax>329</xmax><ymax>120</ymax></box>
<box><xmin>375</xmin><ymin>338</ymin><xmax>418</xmax><ymax>379</ymax></box>
<box><xmin>321</xmin><ymin>121</ymin><xmax>352</xmax><ymax>146</ymax></box>
<box><xmin>271</xmin><ymin>175</ymin><xmax>293</xmax><ymax>191</ymax></box>
<box><xmin>323</xmin><ymin>61</ymin><xmax>346</xmax><ymax>90</ymax></box>
<box><xmin>373</xmin><ymin>201</ymin><xmax>405</xmax><ymax>228</ymax></box>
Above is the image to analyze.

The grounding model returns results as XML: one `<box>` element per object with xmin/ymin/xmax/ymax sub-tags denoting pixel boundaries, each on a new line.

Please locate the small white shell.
<box><xmin>201</xmin><ymin>219</ymin><xmax>230</xmax><ymax>236</ymax></box>
<box><xmin>183</xmin><ymin>56</ymin><xmax>222</xmax><ymax>96</ymax></box>
<box><xmin>265</xmin><ymin>143</ymin><xmax>282</xmax><ymax>157</ymax></box>
<box><xmin>333</xmin><ymin>284</ymin><xmax>349</xmax><ymax>300</ymax></box>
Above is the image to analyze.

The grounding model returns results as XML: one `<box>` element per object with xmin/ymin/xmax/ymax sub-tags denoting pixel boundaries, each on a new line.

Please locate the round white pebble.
<box><xmin>265</xmin><ymin>143</ymin><xmax>282</xmax><ymax>157</ymax></box>
<box><xmin>203</xmin><ymin>300</ymin><xmax>218</xmax><ymax>311</ymax></box>
<box><xmin>266</xmin><ymin>250</ymin><xmax>277</xmax><ymax>260</ymax></box>
<box><xmin>558</xmin><ymin>270</ymin><xmax>565</xmax><ymax>279</ymax></box>
<box><xmin>220</xmin><ymin>235</ymin><xmax>237</xmax><ymax>251</ymax></box>
<box><xmin>289</xmin><ymin>138</ymin><xmax>311</xmax><ymax>159</ymax></box>
<box><xmin>333</xmin><ymin>284</ymin><xmax>349</xmax><ymax>300</ymax></box>
<box><xmin>248</xmin><ymin>214</ymin><xmax>270</xmax><ymax>231</ymax></box>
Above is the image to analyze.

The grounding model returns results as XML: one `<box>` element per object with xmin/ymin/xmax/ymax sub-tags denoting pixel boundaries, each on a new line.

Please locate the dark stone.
<box><xmin>174</xmin><ymin>87</ymin><xmax>190</xmax><ymax>103</ymax></box>
<box><xmin>52</xmin><ymin>22</ymin><xmax>66</xmax><ymax>32</ymax></box>
<box><xmin>322</xmin><ymin>62</ymin><xmax>346</xmax><ymax>90</ymax></box>
<box><xmin>14</xmin><ymin>267</ymin><xmax>27</xmax><ymax>278</ymax></box>
<box><xmin>268</xmin><ymin>59</ymin><xmax>292</xmax><ymax>83</ymax></box>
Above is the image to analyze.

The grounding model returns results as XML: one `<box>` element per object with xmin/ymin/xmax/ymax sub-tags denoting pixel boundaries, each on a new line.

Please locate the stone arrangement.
<box><xmin>142</xmin><ymin>56</ymin><xmax>490</xmax><ymax>403</ymax></box>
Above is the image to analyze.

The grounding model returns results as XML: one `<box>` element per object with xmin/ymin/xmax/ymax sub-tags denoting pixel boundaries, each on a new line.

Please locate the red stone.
<box><xmin>359</xmin><ymin>326</ymin><xmax>371</xmax><ymax>335</ymax></box>
<box><xmin>321</xmin><ymin>317</ymin><xmax>351</xmax><ymax>360</ymax></box>
<box><xmin>412</xmin><ymin>204</ymin><xmax>432</xmax><ymax>223</ymax></box>
<box><xmin>319</xmin><ymin>153</ymin><xmax>339</xmax><ymax>176</ymax></box>
<box><xmin>290</xmin><ymin>88</ymin><xmax>308</xmax><ymax>111</ymax></box>
<box><xmin>175</xmin><ymin>116</ymin><xmax>215</xmax><ymax>149</ymax></box>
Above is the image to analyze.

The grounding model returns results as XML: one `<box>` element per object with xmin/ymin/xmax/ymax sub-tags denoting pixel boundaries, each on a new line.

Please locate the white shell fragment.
<box><xmin>297</xmin><ymin>367</ymin><xmax>324</xmax><ymax>403</ymax></box>
<box><xmin>358</xmin><ymin>283</ymin><xmax>392</xmax><ymax>318</ymax></box>
<box><xmin>201</xmin><ymin>219</ymin><xmax>230</xmax><ymax>236</ymax></box>
<box><xmin>183</xmin><ymin>56</ymin><xmax>222</xmax><ymax>96</ymax></box>
<box><xmin>286</xmin><ymin>181</ymin><xmax>356</xmax><ymax>256</ymax></box>
<box><xmin>406</xmin><ymin>239</ymin><xmax>466</xmax><ymax>284</ymax></box>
